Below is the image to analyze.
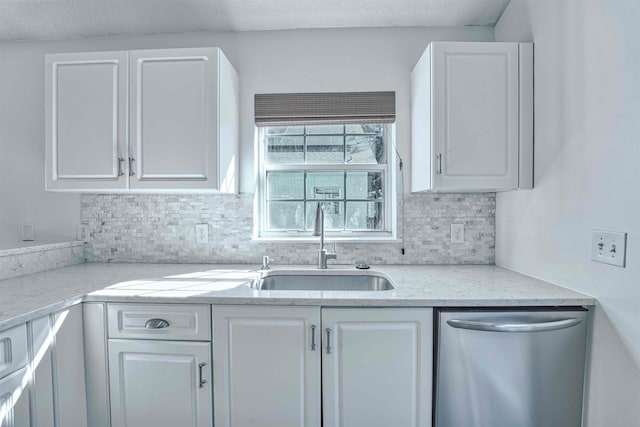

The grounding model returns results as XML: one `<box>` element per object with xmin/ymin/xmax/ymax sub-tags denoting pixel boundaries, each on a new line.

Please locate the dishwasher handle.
<box><xmin>446</xmin><ymin>317</ymin><xmax>582</xmax><ymax>333</ymax></box>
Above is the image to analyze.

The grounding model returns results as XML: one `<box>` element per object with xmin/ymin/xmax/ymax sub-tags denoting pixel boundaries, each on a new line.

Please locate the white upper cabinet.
<box><xmin>411</xmin><ymin>42</ymin><xmax>533</xmax><ymax>192</ymax></box>
<box><xmin>129</xmin><ymin>48</ymin><xmax>237</xmax><ymax>191</ymax></box>
<box><xmin>45</xmin><ymin>51</ymin><xmax>128</xmax><ymax>190</ymax></box>
<box><xmin>45</xmin><ymin>47</ymin><xmax>239</xmax><ymax>193</ymax></box>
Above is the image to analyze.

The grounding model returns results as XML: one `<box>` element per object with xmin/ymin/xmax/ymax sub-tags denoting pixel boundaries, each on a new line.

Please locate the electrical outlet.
<box><xmin>77</xmin><ymin>224</ymin><xmax>90</xmax><ymax>242</ymax></box>
<box><xmin>195</xmin><ymin>224</ymin><xmax>209</xmax><ymax>244</ymax></box>
<box><xmin>22</xmin><ymin>224</ymin><xmax>34</xmax><ymax>241</ymax></box>
<box><xmin>451</xmin><ymin>223</ymin><xmax>464</xmax><ymax>244</ymax></box>
<box><xmin>591</xmin><ymin>229</ymin><xmax>627</xmax><ymax>267</ymax></box>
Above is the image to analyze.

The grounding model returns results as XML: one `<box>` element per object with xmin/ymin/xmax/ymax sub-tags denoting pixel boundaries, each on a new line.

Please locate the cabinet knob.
<box><xmin>144</xmin><ymin>318</ymin><xmax>170</xmax><ymax>329</ymax></box>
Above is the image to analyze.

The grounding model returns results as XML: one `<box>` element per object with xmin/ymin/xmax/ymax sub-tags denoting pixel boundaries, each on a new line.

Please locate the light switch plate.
<box><xmin>591</xmin><ymin>229</ymin><xmax>627</xmax><ymax>267</ymax></box>
<box><xmin>451</xmin><ymin>223</ymin><xmax>464</xmax><ymax>244</ymax></box>
<box><xmin>195</xmin><ymin>224</ymin><xmax>209</xmax><ymax>244</ymax></box>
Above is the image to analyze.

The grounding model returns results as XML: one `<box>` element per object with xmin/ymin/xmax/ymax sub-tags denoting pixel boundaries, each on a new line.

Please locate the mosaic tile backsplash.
<box><xmin>81</xmin><ymin>193</ymin><xmax>495</xmax><ymax>265</ymax></box>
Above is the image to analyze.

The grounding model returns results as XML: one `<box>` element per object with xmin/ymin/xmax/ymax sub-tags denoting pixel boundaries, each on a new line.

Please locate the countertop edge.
<box><xmin>0</xmin><ymin>263</ymin><xmax>597</xmax><ymax>332</ymax></box>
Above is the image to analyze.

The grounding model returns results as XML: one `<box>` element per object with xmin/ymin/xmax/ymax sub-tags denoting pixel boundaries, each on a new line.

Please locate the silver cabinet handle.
<box><xmin>198</xmin><ymin>362</ymin><xmax>207</xmax><ymax>388</ymax></box>
<box><xmin>311</xmin><ymin>325</ymin><xmax>316</xmax><ymax>351</ymax></box>
<box><xmin>117</xmin><ymin>157</ymin><xmax>125</xmax><ymax>177</ymax></box>
<box><xmin>437</xmin><ymin>153</ymin><xmax>443</xmax><ymax>174</ymax></box>
<box><xmin>447</xmin><ymin>318</ymin><xmax>582</xmax><ymax>333</ymax></box>
<box><xmin>128</xmin><ymin>157</ymin><xmax>136</xmax><ymax>176</ymax></box>
<box><xmin>144</xmin><ymin>318</ymin><xmax>170</xmax><ymax>329</ymax></box>
<box><xmin>325</xmin><ymin>328</ymin><xmax>332</xmax><ymax>354</ymax></box>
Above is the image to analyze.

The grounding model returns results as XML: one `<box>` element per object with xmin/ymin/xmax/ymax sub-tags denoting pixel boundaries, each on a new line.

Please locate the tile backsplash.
<box><xmin>81</xmin><ymin>193</ymin><xmax>495</xmax><ymax>265</ymax></box>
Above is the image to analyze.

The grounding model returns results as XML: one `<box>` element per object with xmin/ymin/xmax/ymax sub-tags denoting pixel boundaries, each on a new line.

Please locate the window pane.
<box><xmin>267</xmin><ymin>126</ymin><xmax>304</xmax><ymax>135</ymax></box>
<box><xmin>306</xmin><ymin>125</ymin><xmax>343</xmax><ymax>135</ymax></box>
<box><xmin>306</xmin><ymin>136</ymin><xmax>344</xmax><ymax>163</ymax></box>
<box><xmin>266</xmin><ymin>136</ymin><xmax>304</xmax><ymax>164</ymax></box>
<box><xmin>346</xmin><ymin>172</ymin><xmax>383</xmax><ymax>200</ymax></box>
<box><xmin>345</xmin><ymin>124</ymin><xmax>385</xmax><ymax>134</ymax></box>
<box><xmin>268</xmin><ymin>201</ymin><xmax>304</xmax><ymax>230</ymax></box>
<box><xmin>306</xmin><ymin>201</ymin><xmax>344</xmax><ymax>231</ymax></box>
<box><xmin>346</xmin><ymin>202</ymin><xmax>384</xmax><ymax>230</ymax></box>
<box><xmin>306</xmin><ymin>172</ymin><xmax>344</xmax><ymax>200</ymax></box>
<box><xmin>267</xmin><ymin>172</ymin><xmax>304</xmax><ymax>200</ymax></box>
<box><xmin>346</xmin><ymin>135</ymin><xmax>385</xmax><ymax>164</ymax></box>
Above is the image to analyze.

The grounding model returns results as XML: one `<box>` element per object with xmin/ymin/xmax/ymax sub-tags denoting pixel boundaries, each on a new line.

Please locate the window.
<box><xmin>257</xmin><ymin>123</ymin><xmax>395</xmax><ymax>240</ymax></box>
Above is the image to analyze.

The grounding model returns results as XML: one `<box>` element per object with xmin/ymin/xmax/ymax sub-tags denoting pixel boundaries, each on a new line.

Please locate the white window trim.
<box><xmin>253</xmin><ymin>124</ymin><xmax>397</xmax><ymax>242</ymax></box>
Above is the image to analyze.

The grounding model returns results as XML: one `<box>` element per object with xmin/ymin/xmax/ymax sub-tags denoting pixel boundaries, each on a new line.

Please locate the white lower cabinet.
<box><xmin>212</xmin><ymin>305</ymin><xmax>433</xmax><ymax>427</ymax></box>
<box><xmin>1</xmin><ymin>305</ymin><xmax>88</xmax><ymax>427</ymax></box>
<box><xmin>322</xmin><ymin>308</ymin><xmax>433</xmax><ymax>427</ymax></box>
<box><xmin>105</xmin><ymin>303</ymin><xmax>213</xmax><ymax>427</ymax></box>
<box><xmin>50</xmin><ymin>307</ymin><xmax>89</xmax><ymax>427</ymax></box>
<box><xmin>0</xmin><ymin>324</ymin><xmax>29</xmax><ymax>427</ymax></box>
<box><xmin>108</xmin><ymin>340</ymin><xmax>212</xmax><ymax>427</ymax></box>
<box><xmin>27</xmin><ymin>316</ymin><xmax>55</xmax><ymax>427</ymax></box>
<box><xmin>0</xmin><ymin>367</ymin><xmax>30</xmax><ymax>427</ymax></box>
<box><xmin>213</xmin><ymin>306</ymin><xmax>321</xmax><ymax>427</ymax></box>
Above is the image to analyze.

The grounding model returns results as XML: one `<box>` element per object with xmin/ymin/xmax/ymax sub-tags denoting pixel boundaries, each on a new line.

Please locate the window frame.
<box><xmin>254</xmin><ymin>124</ymin><xmax>397</xmax><ymax>241</ymax></box>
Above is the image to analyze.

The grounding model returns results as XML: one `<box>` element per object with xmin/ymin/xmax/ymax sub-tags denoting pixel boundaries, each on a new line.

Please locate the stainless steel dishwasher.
<box><xmin>435</xmin><ymin>308</ymin><xmax>589</xmax><ymax>427</ymax></box>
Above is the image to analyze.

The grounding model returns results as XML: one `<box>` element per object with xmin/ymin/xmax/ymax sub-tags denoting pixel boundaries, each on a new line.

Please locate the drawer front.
<box><xmin>0</xmin><ymin>324</ymin><xmax>28</xmax><ymax>379</ymax></box>
<box><xmin>107</xmin><ymin>304</ymin><xmax>211</xmax><ymax>341</ymax></box>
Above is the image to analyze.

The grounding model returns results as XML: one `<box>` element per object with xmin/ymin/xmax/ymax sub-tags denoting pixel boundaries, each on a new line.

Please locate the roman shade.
<box><xmin>254</xmin><ymin>91</ymin><xmax>395</xmax><ymax>126</ymax></box>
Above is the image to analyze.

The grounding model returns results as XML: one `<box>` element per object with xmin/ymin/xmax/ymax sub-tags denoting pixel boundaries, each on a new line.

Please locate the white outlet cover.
<box><xmin>591</xmin><ymin>229</ymin><xmax>626</xmax><ymax>267</ymax></box>
<box><xmin>22</xmin><ymin>224</ymin><xmax>34</xmax><ymax>241</ymax></box>
<box><xmin>451</xmin><ymin>223</ymin><xmax>464</xmax><ymax>244</ymax></box>
<box><xmin>195</xmin><ymin>223</ymin><xmax>209</xmax><ymax>244</ymax></box>
<box><xmin>77</xmin><ymin>224</ymin><xmax>90</xmax><ymax>243</ymax></box>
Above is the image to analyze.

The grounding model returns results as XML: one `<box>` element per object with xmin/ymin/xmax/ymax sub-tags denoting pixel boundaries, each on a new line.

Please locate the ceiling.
<box><xmin>0</xmin><ymin>0</ymin><xmax>510</xmax><ymax>41</ymax></box>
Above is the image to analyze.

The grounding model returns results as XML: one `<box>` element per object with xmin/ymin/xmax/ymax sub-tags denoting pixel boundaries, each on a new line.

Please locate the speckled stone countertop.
<box><xmin>0</xmin><ymin>263</ymin><xmax>595</xmax><ymax>331</ymax></box>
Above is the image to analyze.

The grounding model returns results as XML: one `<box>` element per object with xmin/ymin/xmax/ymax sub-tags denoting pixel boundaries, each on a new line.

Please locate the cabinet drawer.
<box><xmin>0</xmin><ymin>323</ymin><xmax>28</xmax><ymax>379</ymax></box>
<box><xmin>107</xmin><ymin>304</ymin><xmax>211</xmax><ymax>341</ymax></box>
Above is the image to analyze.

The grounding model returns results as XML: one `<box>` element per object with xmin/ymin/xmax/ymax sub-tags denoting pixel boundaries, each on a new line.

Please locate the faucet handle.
<box><xmin>261</xmin><ymin>255</ymin><xmax>270</xmax><ymax>270</ymax></box>
<box><xmin>332</xmin><ymin>241</ymin><xmax>337</xmax><ymax>254</ymax></box>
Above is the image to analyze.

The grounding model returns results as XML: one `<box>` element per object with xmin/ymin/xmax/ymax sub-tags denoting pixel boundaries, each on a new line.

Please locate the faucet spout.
<box><xmin>313</xmin><ymin>202</ymin><xmax>337</xmax><ymax>269</ymax></box>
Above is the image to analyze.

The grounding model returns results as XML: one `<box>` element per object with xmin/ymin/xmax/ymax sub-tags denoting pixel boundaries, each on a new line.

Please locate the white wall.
<box><xmin>0</xmin><ymin>26</ymin><xmax>493</xmax><ymax>242</ymax></box>
<box><xmin>0</xmin><ymin>44</ymin><xmax>82</xmax><ymax>241</ymax></box>
<box><xmin>495</xmin><ymin>1</ymin><xmax>640</xmax><ymax>426</ymax></box>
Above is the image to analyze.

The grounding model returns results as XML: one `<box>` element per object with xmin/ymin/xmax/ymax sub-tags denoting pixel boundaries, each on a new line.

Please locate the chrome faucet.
<box><xmin>313</xmin><ymin>203</ymin><xmax>337</xmax><ymax>269</ymax></box>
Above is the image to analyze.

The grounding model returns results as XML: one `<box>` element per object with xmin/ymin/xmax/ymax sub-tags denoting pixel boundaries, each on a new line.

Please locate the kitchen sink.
<box><xmin>256</xmin><ymin>270</ymin><xmax>394</xmax><ymax>291</ymax></box>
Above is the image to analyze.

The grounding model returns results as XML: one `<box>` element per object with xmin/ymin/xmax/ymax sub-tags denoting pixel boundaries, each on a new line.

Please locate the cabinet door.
<box><xmin>322</xmin><ymin>308</ymin><xmax>433</xmax><ymax>427</ymax></box>
<box><xmin>51</xmin><ymin>305</ymin><xmax>88</xmax><ymax>427</ymax></box>
<box><xmin>108</xmin><ymin>339</ymin><xmax>212</xmax><ymax>427</ymax></box>
<box><xmin>432</xmin><ymin>42</ymin><xmax>519</xmax><ymax>190</ymax></box>
<box><xmin>24</xmin><ymin>306</ymin><xmax>87</xmax><ymax>427</ymax></box>
<box><xmin>45</xmin><ymin>51</ymin><xmax>128</xmax><ymax>190</ymax></box>
<box><xmin>28</xmin><ymin>316</ymin><xmax>55</xmax><ymax>427</ymax></box>
<box><xmin>129</xmin><ymin>48</ymin><xmax>220</xmax><ymax>190</ymax></box>
<box><xmin>0</xmin><ymin>367</ymin><xmax>30</xmax><ymax>427</ymax></box>
<box><xmin>213</xmin><ymin>305</ymin><xmax>321</xmax><ymax>427</ymax></box>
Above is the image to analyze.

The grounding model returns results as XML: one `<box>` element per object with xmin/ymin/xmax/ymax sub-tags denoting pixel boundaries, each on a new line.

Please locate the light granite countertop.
<box><xmin>0</xmin><ymin>240</ymin><xmax>84</xmax><ymax>255</ymax></box>
<box><xmin>0</xmin><ymin>263</ymin><xmax>595</xmax><ymax>331</ymax></box>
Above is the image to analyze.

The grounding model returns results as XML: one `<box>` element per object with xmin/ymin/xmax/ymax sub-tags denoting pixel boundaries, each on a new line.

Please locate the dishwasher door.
<box><xmin>435</xmin><ymin>309</ymin><xmax>588</xmax><ymax>427</ymax></box>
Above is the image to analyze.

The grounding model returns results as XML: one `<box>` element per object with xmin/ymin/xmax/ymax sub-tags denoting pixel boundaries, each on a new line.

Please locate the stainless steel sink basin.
<box><xmin>256</xmin><ymin>271</ymin><xmax>394</xmax><ymax>291</ymax></box>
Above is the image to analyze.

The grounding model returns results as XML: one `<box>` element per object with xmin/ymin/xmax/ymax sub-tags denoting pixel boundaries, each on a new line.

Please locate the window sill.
<box><xmin>252</xmin><ymin>236</ymin><xmax>401</xmax><ymax>244</ymax></box>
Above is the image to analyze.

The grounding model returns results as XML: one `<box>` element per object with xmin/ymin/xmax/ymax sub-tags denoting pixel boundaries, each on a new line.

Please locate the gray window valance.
<box><xmin>254</xmin><ymin>91</ymin><xmax>395</xmax><ymax>126</ymax></box>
